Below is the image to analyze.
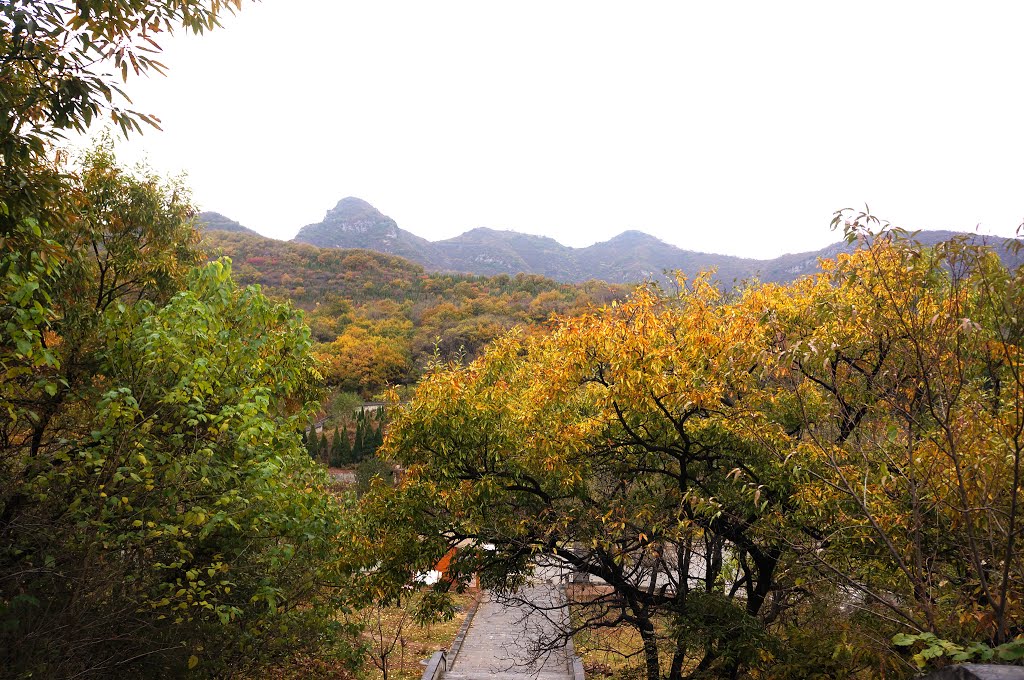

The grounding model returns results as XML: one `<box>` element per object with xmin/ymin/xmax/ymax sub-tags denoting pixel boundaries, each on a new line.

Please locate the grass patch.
<box><xmin>356</xmin><ymin>589</ymin><xmax>480</xmax><ymax>680</ymax></box>
<box><xmin>254</xmin><ymin>589</ymin><xmax>478</xmax><ymax>680</ymax></box>
<box><xmin>568</xmin><ymin>585</ymin><xmax>679</xmax><ymax>679</ymax></box>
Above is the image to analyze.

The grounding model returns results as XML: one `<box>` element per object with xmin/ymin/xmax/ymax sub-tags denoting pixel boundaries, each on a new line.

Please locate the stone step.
<box><xmin>444</xmin><ymin>673</ymin><xmax>569</xmax><ymax>680</ymax></box>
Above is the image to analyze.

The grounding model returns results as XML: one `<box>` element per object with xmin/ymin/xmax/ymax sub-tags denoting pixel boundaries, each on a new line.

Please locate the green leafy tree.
<box><xmin>2</xmin><ymin>0</ymin><xmax>249</xmax><ymax>367</ymax></box>
<box><xmin>2</xmin><ymin>255</ymin><xmax>354</xmax><ymax>676</ymax></box>
<box><xmin>304</xmin><ymin>425</ymin><xmax>319</xmax><ymax>461</ymax></box>
<box><xmin>0</xmin><ymin>3</ymin><xmax>362</xmax><ymax>677</ymax></box>
<box><xmin>355</xmin><ymin>456</ymin><xmax>394</xmax><ymax>497</ymax></box>
<box><xmin>2</xmin><ymin>0</ymin><xmax>243</xmax><ymax>156</ymax></box>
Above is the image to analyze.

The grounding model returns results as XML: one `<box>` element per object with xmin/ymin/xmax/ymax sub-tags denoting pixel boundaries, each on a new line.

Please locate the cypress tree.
<box><xmin>329</xmin><ymin>427</ymin><xmax>340</xmax><ymax>467</ymax></box>
<box><xmin>306</xmin><ymin>426</ymin><xmax>318</xmax><ymax>460</ymax></box>
<box><xmin>319</xmin><ymin>432</ymin><xmax>329</xmax><ymax>465</ymax></box>
<box><xmin>368</xmin><ymin>417</ymin><xmax>383</xmax><ymax>455</ymax></box>
<box><xmin>354</xmin><ymin>416</ymin><xmax>365</xmax><ymax>462</ymax></box>
<box><xmin>339</xmin><ymin>425</ymin><xmax>352</xmax><ymax>465</ymax></box>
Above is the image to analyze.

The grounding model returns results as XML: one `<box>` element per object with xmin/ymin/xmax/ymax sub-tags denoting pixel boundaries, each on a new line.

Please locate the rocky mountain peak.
<box><xmin>292</xmin><ymin>197</ymin><xmax>440</xmax><ymax>265</ymax></box>
<box><xmin>280</xmin><ymin>197</ymin><xmax>1024</xmax><ymax>286</ymax></box>
<box><xmin>325</xmin><ymin>196</ymin><xmax>383</xmax><ymax>220</ymax></box>
<box><xmin>319</xmin><ymin>197</ymin><xmax>398</xmax><ymax>236</ymax></box>
<box><xmin>607</xmin><ymin>229</ymin><xmax>663</xmax><ymax>245</ymax></box>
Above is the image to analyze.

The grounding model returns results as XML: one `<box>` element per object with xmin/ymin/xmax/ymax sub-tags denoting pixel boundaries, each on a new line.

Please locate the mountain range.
<box><xmin>199</xmin><ymin>197</ymin><xmax>1022</xmax><ymax>286</ymax></box>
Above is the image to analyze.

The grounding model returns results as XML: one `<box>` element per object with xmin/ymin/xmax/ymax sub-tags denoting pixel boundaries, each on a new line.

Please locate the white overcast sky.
<box><xmin>91</xmin><ymin>0</ymin><xmax>1024</xmax><ymax>259</ymax></box>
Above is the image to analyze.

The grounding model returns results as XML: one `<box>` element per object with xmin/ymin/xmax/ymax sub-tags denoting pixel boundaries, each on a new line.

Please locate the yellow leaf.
<box><xmin>188</xmin><ymin>655</ymin><xmax>199</xmax><ymax>669</ymax></box>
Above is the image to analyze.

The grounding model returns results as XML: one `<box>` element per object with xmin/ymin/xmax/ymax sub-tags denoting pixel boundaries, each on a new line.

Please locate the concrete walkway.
<box><xmin>445</xmin><ymin>584</ymin><xmax>571</xmax><ymax>680</ymax></box>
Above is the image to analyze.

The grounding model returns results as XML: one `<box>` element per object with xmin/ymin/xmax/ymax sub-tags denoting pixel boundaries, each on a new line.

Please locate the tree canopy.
<box><xmin>1</xmin><ymin>3</ymin><xmax>365</xmax><ymax>676</ymax></box>
<box><xmin>0</xmin><ymin>142</ymin><xmax>357</xmax><ymax>677</ymax></box>
<box><xmin>367</xmin><ymin>222</ymin><xmax>1024</xmax><ymax>679</ymax></box>
<box><xmin>2</xmin><ymin>0</ymin><xmax>240</xmax><ymax>155</ymax></box>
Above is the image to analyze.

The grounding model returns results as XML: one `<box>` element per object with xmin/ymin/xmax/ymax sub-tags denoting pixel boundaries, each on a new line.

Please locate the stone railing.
<box><xmin>420</xmin><ymin>590</ymin><xmax>482</xmax><ymax>680</ymax></box>
<box><xmin>445</xmin><ymin>591</ymin><xmax>482</xmax><ymax>667</ymax></box>
<box><xmin>560</xmin><ymin>583</ymin><xmax>586</xmax><ymax>679</ymax></box>
<box><xmin>421</xmin><ymin>650</ymin><xmax>447</xmax><ymax>680</ymax></box>
<box><xmin>920</xmin><ymin>665</ymin><xmax>1024</xmax><ymax>679</ymax></box>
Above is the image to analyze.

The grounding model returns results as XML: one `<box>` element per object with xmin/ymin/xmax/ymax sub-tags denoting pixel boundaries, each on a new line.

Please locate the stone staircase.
<box><xmin>440</xmin><ymin>584</ymin><xmax>578</xmax><ymax>680</ymax></box>
<box><xmin>444</xmin><ymin>672</ymin><xmax>570</xmax><ymax>680</ymax></box>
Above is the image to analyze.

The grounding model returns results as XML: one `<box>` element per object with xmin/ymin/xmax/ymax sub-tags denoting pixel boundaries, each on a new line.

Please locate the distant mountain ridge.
<box><xmin>202</xmin><ymin>197</ymin><xmax>1023</xmax><ymax>285</ymax></box>
<box><xmin>196</xmin><ymin>211</ymin><xmax>259</xmax><ymax>235</ymax></box>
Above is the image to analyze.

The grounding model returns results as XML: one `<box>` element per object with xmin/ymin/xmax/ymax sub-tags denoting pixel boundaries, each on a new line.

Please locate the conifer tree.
<box><xmin>306</xmin><ymin>426</ymin><xmax>318</xmax><ymax>460</ymax></box>
<box><xmin>329</xmin><ymin>426</ymin><xmax>341</xmax><ymax>467</ymax></box>
<box><xmin>354</xmin><ymin>414</ymin><xmax>366</xmax><ymax>462</ymax></box>
<box><xmin>369</xmin><ymin>417</ymin><xmax>384</xmax><ymax>454</ymax></box>
<box><xmin>339</xmin><ymin>425</ymin><xmax>352</xmax><ymax>466</ymax></box>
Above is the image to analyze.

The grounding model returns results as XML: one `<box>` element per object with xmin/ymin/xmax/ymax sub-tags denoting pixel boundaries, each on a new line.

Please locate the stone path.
<box><xmin>444</xmin><ymin>584</ymin><xmax>571</xmax><ymax>680</ymax></box>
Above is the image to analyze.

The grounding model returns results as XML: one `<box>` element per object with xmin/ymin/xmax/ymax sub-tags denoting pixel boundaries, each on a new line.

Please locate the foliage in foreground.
<box><xmin>1</xmin><ymin>147</ymin><xmax>355</xmax><ymax>677</ymax></box>
<box><xmin>1</xmin><ymin>3</ymin><xmax>363</xmax><ymax>677</ymax></box>
<box><xmin>368</xmin><ymin>222</ymin><xmax>1024</xmax><ymax>679</ymax></box>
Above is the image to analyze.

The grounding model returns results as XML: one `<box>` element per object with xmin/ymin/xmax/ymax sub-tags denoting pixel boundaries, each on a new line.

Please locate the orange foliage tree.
<box><xmin>361</xmin><ymin>221</ymin><xmax>1024</xmax><ymax>678</ymax></box>
<box><xmin>368</xmin><ymin>276</ymin><xmax>799</xmax><ymax>680</ymax></box>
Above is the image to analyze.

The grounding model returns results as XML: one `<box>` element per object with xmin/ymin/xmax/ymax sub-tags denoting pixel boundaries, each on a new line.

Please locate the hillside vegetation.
<box><xmin>202</xmin><ymin>230</ymin><xmax>630</xmax><ymax>395</ymax></box>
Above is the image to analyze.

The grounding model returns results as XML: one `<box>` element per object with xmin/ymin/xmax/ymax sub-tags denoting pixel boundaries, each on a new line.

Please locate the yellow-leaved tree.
<box><xmin>363</xmin><ymin>218</ymin><xmax>1024</xmax><ymax>679</ymax></box>
<box><xmin>364</xmin><ymin>275</ymin><xmax>799</xmax><ymax>680</ymax></box>
<box><xmin>772</xmin><ymin>214</ymin><xmax>1024</xmax><ymax>670</ymax></box>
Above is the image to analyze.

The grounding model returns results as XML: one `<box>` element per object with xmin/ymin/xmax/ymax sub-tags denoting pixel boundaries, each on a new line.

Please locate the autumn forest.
<box><xmin>3</xmin><ymin>2</ymin><xmax>1024</xmax><ymax>680</ymax></box>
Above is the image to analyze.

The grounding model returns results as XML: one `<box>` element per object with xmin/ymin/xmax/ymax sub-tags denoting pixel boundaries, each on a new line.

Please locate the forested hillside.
<box><xmin>197</xmin><ymin>210</ymin><xmax>258</xmax><ymax>234</ymax></box>
<box><xmin>202</xmin><ymin>230</ymin><xmax>630</xmax><ymax>395</ymax></box>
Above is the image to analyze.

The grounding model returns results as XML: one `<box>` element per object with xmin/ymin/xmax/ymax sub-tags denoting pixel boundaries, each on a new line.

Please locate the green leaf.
<box><xmin>891</xmin><ymin>633</ymin><xmax>919</xmax><ymax>647</ymax></box>
<box><xmin>997</xmin><ymin>640</ymin><xmax>1024</xmax><ymax>661</ymax></box>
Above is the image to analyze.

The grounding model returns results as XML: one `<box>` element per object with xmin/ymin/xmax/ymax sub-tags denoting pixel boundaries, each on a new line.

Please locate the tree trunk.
<box><xmin>668</xmin><ymin>633</ymin><xmax>687</xmax><ymax>680</ymax></box>
<box><xmin>638</xmin><ymin>617</ymin><xmax>661</xmax><ymax>680</ymax></box>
